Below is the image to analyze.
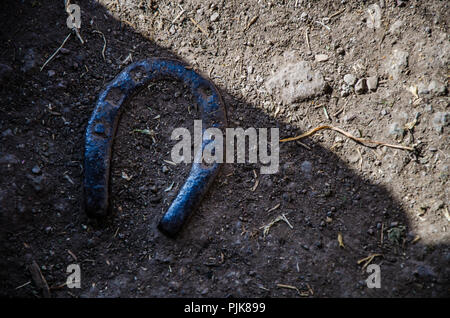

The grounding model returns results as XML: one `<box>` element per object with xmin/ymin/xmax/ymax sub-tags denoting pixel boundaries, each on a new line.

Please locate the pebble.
<box><xmin>300</xmin><ymin>12</ymin><xmax>308</xmax><ymax>22</ymax></box>
<box><xmin>210</xmin><ymin>12</ymin><xmax>220</xmax><ymax>22</ymax></box>
<box><xmin>340</xmin><ymin>84</ymin><xmax>351</xmax><ymax>97</ymax></box>
<box><xmin>60</xmin><ymin>48</ymin><xmax>71</xmax><ymax>55</ymax></box>
<box><xmin>300</xmin><ymin>161</ymin><xmax>312</xmax><ymax>174</ymax></box>
<box><xmin>388</xmin><ymin>122</ymin><xmax>404</xmax><ymax>137</ymax></box>
<box><xmin>336</xmin><ymin>47</ymin><xmax>345</xmax><ymax>55</ymax></box>
<box><xmin>432</xmin><ymin>112</ymin><xmax>449</xmax><ymax>133</ymax></box>
<box><xmin>355</xmin><ymin>78</ymin><xmax>367</xmax><ymax>94</ymax></box>
<box><xmin>366</xmin><ymin>76</ymin><xmax>378</xmax><ymax>91</ymax></box>
<box><xmin>48</xmin><ymin>70</ymin><xmax>56</xmax><ymax>77</ymax></box>
<box><xmin>315</xmin><ymin>54</ymin><xmax>329</xmax><ymax>62</ymax></box>
<box><xmin>265</xmin><ymin>60</ymin><xmax>327</xmax><ymax>104</ymax></box>
<box><xmin>32</xmin><ymin>165</ymin><xmax>41</xmax><ymax>175</ymax></box>
<box><xmin>162</xmin><ymin>165</ymin><xmax>169</xmax><ymax>173</ymax></box>
<box><xmin>384</xmin><ymin>49</ymin><xmax>409</xmax><ymax>80</ymax></box>
<box><xmin>343</xmin><ymin>74</ymin><xmax>356</xmax><ymax>86</ymax></box>
<box><xmin>428</xmin><ymin>80</ymin><xmax>447</xmax><ymax>96</ymax></box>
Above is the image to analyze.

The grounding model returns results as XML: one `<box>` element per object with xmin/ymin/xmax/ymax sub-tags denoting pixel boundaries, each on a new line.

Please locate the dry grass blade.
<box><xmin>338</xmin><ymin>232</ymin><xmax>345</xmax><ymax>248</ymax></box>
<box><xmin>28</xmin><ymin>261</ymin><xmax>50</xmax><ymax>298</ymax></box>
<box><xmin>260</xmin><ymin>213</ymin><xmax>293</xmax><ymax>238</ymax></box>
<box><xmin>93</xmin><ymin>30</ymin><xmax>107</xmax><ymax>61</ymax></box>
<box><xmin>189</xmin><ymin>17</ymin><xmax>209</xmax><ymax>36</ymax></box>
<box><xmin>280</xmin><ymin>125</ymin><xmax>414</xmax><ymax>151</ymax></box>
<box><xmin>277</xmin><ymin>284</ymin><xmax>309</xmax><ymax>297</ymax></box>
<box><xmin>357</xmin><ymin>253</ymin><xmax>382</xmax><ymax>270</ymax></box>
<box><xmin>40</xmin><ymin>33</ymin><xmax>72</xmax><ymax>71</ymax></box>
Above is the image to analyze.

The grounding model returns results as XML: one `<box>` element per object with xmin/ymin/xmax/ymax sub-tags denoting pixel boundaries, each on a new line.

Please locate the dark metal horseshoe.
<box><xmin>83</xmin><ymin>58</ymin><xmax>227</xmax><ymax>237</ymax></box>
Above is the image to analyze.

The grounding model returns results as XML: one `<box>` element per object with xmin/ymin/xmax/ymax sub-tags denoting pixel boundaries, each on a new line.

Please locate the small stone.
<box><xmin>367</xmin><ymin>228</ymin><xmax>374</xmax><ymax>235</ymax></box>
<box><xmin>343</xmin><ymin>74</ymin><xmax>356</xmax><ymax>86</ymax></box>
<box><xmin>355</xmin><ymin>78</ymin><xmax>367</xmax><ymax>94</ymax></box>
<box><xmin>300</xmin><ymin>12</ymin><xmax>308</xmax><ymax>22</ymax></box>
<box><xmin>210</xmin><ymin>12</ymin><xmax>220</xmax><ymax>22</ymax></box>
<box><xmin>388</xmin><ymin>122</ymin><xmax>404</xmax><ymax>137</ymax></box>
<box><xmin>32</xmin><ymin>165</ymin><xmax>41</xmax><ymax>175</ymax></box>
<box><xmin>315</xmin><ymin>54</ymin><xmax>329</xmax><ymax>62</ymax></box>
<box><xmin>396</xmin><ymin>0</ymin><xmax>406</xmax><ymax>7</ymax></box>
<box><xmin>48</xmin><ymin>70</ymin><xmax>55</xmax><ymax>77</ymax></box>
<box><xmin>265</xmin><ymin>59</ymin><xmax>327</xmax><ymax>104</ymax></box>
<box><xmin>300</xmin><ymin>161</ymin><xmax>312</xmax><ymax>174</ymax></box>
<box><xmin>428</xmin><ymin>80</ymin><xmax>447</xmax><ymax>96</ymax></box>
<box><xmin>432</xmin><ymin>112</ymin><xmax>449</xmax><ymax>133</ymax></box>
<box><xmin>162</xmin><ymin>165</ymin><xmax>169</xmax><ymax>173</ymax></box>
<box><xmin>430</xmin><ymin>200</ymin><xmax>444</xmax><ymax>212</ymax></box>
<box><xmin>384</xmin><ymin>49</ymin><xmax>409</xmax><ymax>80</ymax></box>
<box><xmin>60</xmin><ymin>48</ymin><xmax>71</xmax><ymax>55</ymax></box>
<box><xmin>367</xmin><ymin>76</ymin><xmax>378</xmax><ymax>91</ymax></box>
<box><xmin>169</xmin><ymin>25</ymin><xmax>176</xmax><ymax>35</ymax></box>
<box><xmin>340</xmin><ymin>84</ymin><xmax>351</xmax><ymax>97</ymax></box>
<box><xmin>417</xmin><ymin>82</ymin><xmax>430</xmax><ymax>95</ymax></box>
<box><xmin>336</xmin><ymin>47</ymin><xmax>345</xmax><ymax>55</ymax></box>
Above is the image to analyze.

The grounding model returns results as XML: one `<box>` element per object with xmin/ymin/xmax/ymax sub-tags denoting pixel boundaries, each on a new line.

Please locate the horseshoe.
<box><xmin>83</xmin><ymin>58</ymin><xmax>227</xmax><ymax>237</ymax></box>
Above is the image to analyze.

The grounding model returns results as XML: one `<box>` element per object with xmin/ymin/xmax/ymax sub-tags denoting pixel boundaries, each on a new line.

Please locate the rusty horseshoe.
<box><xmin>83</xmin><ymin>58</ymin><xmax>227</xmax><ymax>237</ymax></box>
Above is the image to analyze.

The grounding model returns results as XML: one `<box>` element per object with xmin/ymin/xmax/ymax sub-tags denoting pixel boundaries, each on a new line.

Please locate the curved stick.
<box><xmin>83</xmin><ymin>58</ymin><xmax>227</xmax><ymax>237</ymax></box>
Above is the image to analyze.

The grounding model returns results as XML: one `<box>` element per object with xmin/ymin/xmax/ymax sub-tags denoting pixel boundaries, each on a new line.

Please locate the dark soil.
<box><xmin>0</xmin><ymin>0</ymin><xmax>448</xmax><ymax>297</ymax></box>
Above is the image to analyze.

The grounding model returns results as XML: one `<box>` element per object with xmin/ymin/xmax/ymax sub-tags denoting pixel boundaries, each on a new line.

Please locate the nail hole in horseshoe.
<box><xmin>105</xmin><ymin>87</ymin><xmax>124</xmax><ymax>106</ymax></box>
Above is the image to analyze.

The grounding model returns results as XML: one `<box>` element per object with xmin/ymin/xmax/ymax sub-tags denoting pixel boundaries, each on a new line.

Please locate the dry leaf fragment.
<box><xmin>338</xmin><ymin>232</ymin><xmax>345</xmax><ymax>248</ymax></box>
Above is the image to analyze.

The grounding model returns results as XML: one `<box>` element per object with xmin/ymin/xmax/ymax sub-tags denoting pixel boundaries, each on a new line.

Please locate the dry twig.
<box><xmin>280</xmin><ymin>125</ymin><xmax>414</xmax><ymax>151</ymax></box>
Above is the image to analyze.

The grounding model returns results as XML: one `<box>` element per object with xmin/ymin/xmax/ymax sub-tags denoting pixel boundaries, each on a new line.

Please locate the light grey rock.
<box><xmin>300</xmin><ymin>161</ymin><xmax>312</xmax><ymax>174</ymax></box>
<box><xmin>315</xmin><ymin>54</ymin><xmax>329</xmax><ymax>62</ymax></box>
<box><xmin>367</xmin><ymin>76</ymin><xmax>378</xmax><ymax>91</ymax></box>
<box><xmin>418</xmin><ymin>82</ymin><xmax>430</xmax><ymax>95</ymax></box>
<box><xmin>384</xmin><ymin>49</ymin><xmax>409</xmax><ymax>80</ymax></box>
<box><xmin>389</xmin><ymin>20</ymin><xmax>403</xmax><ymax>34</ymax></box>
<box><xmin>343</xmin><ymin>74</ymin><xmax>356</xmax><ymax>86</ymax></box>
<box><xmin>432</xmin><ymin>112</ymin><xmax>449</xmax><ymax>133</ymax></box>
<box><xmin>210</xmin><ymin>12</ymin><xmax>220</xmax><ymax>22</ymax></box>
<box><xmin>428</xmin><ymin>80</ymin><xmax>447</xmax><ymax>96</ymax></box>
<box><xmin>389</xmin><ymin>122</ymin><xmax>404</xmax><ymax>137</ymax></box>
<box><xmin>265</xmin><ymin>60</ymin><xmax>327</xmax><ymax>104</ymax></box>
<box><xmin>367</xmin><ymin>4</ymin><xmax>382</xmax><ymax>29</ymax></box>
<box><xmin>32</xmin><ymin>165</ymin><xmax>41</xmax><ymax>175</ymax></box>
<box><xmin>355</xmin><ymin>78</ymin><xmax>367</xmax><ymax>94</ymax></box>
<box><xmin>340</xmin><ymin>84</ymin><xmax>351</xmax><ymax>97</ymax></box>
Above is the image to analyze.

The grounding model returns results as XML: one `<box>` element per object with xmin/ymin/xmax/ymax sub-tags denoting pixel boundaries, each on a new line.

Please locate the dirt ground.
<box><xmin>0</xmin><ymin>0</ymin><xmax>448</xmax><ymax>298</ymax></box>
